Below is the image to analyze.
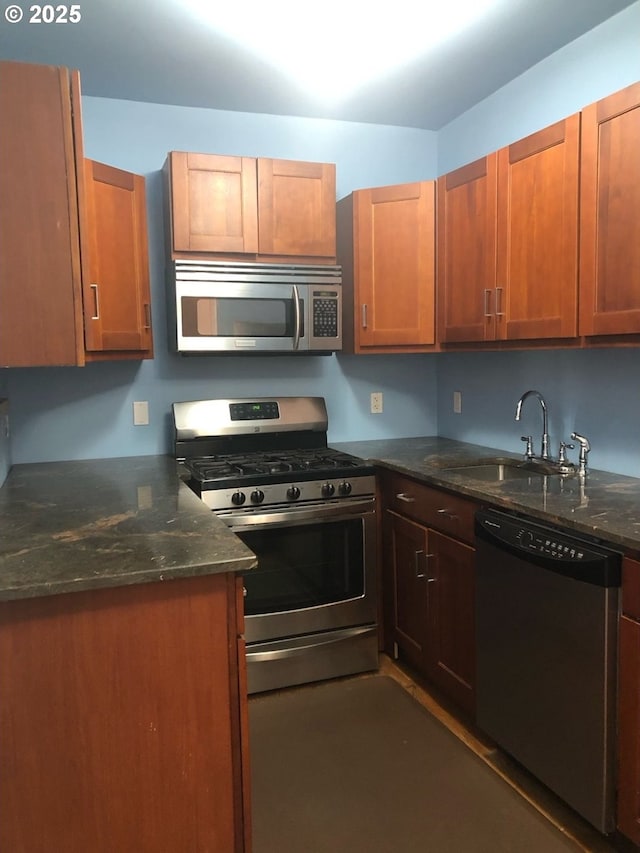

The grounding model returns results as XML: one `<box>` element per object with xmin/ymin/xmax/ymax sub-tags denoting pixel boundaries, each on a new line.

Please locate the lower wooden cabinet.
<box><xmin>0</xmin><ymin>573</ymin><xmax>250</xmax><ymax>853</ymax></box>
<box><xmin>617</xmin><ymin>557</ymin><xmax>640</xmax><ymax>846</ymax></box>
<box><xmin>382</xmin><ymin>472</ymin><xmax>478</xmax><ymax>716</ymax></box>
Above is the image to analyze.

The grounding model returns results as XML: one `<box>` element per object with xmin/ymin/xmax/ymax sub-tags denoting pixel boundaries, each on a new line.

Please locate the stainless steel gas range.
<box><xmin>173</xmin><ymin>397</ymin><xmax>378</xmax><ymax>694</ymax></box>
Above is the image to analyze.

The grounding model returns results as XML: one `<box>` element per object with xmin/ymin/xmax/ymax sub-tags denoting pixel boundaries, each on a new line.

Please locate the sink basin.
<box><xmin>445</xmin><ymin>462</ymin><xmax>544</xmax><ymax>482</ymax></box>
<box><xmin>440</xmin><ymin>455</ymin><xmax>569</xmax><ymax>482</ymax></box>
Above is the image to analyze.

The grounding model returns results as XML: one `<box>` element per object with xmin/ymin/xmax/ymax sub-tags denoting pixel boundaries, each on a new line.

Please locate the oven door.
<box><xmin>221</xmin><ymin>498</ymin><xmax>377</xmax><ymax>645</ymax></box>
<box><xmin>175</xmin><ymin>280</ymin><xmax>310</xmax><ymax>353</ymax></box>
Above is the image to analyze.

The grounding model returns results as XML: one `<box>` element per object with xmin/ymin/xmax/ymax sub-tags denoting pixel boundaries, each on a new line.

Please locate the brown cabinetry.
<box><xmin>617</xmin><ymin>556</ymin><xmax>640</xmax><ymax>846</ymax></box>
<box><xmin>337</xmin><ymin>181</ymin><xmax>436</xmax><ymax>352</ymax></box>
<box><xmin>0</xmin><ymin>572</ymin><xmax>251</xmax><ymax>853</ymax></box>
<box><xmin>382</xmin><ymin>471</ymin><xmax>477</xmax><ymax>715</ymax></box>
<box><xmin>80</xmin><ymin>159</ymin><xmax>153</xmax><ymax>357</ymax></box>
<box><xmin>0</xmin><ymin>60</ymin><xmax>153</xmax><ymax>366</ymax></box>
<box><xmin>165</xmin><ymin>151</ymin><xmax>336</xmax><ymax>262</ymax></box>
<box><xmin>580</xmin><ymin>81</ymin><xmax>640</xmax><ymax>337</ymax></box>
<box><xmin>438</xmin><ymin>115</ymin><xmax>580</xmax><ymax>344</ymax></box>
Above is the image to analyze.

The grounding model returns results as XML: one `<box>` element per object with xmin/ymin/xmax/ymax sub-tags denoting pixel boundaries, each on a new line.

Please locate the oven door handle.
<box><xmin>220</xmin><ymin>499</ymin><xmax>376</xmax><ymax>529</ymax></box>
<box><xmin>246</xmin><ymin>625</ymin><xmax>375</xmax><ymax>662</ymax></box>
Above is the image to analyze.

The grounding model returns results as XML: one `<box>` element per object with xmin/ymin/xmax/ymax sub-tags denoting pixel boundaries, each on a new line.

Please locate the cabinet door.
<box><xmin>424</xmin><ymin>529</ymin><xmax>475</xmax><ymax>716</ymax></box>
<box><xmin>385</xmin><ymin>510</ymin><xmax>429</xmax><ymax>673</ymax></box>
<box><xmin>355</xmin><ymin>181</ymin><xmax>435</xmax><ymax>348</ymax></box>
<box><xmin>618</xmin><ymin>614</ymin><xmax>640</xmax><ymax>845</ymax></box>
<box><xmin>580</xmin><ymin>82</ymin><xmax>640</xmax><ymax>336</ymax></box>
<box><xmin>169</xmin><ymin>152</ymin><xmax>259</xmax><ymax>254</ymax></box>
<box><xmin>257</xmin><ymin>158</ymin><xmax>336</xmax><ymax>259</ymax></box>
<box><xmin>0</xmin><ymin>574</ymin><xmax>249</xmax><ymax>853</ymax></box>
<box><xmin>81</xmin><ymin>160</ymin><xmax>152</xmax><ymax>355</ymax></box>
<box><xmin>437</xmin><ymin>157</ymin><xmax>498</xmax><ymax>343</ymax></box>
<box><xmin>497</xmin><ymin>115</ymin><xmax>579</xmax><ymax>341</ymax></box>
<box><xmin>0</xmin><ymin>61</ymin><xmax>84</xmax><ymax>367</ymax></box>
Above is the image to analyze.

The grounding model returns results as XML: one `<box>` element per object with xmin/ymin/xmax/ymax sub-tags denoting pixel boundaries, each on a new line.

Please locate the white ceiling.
<box><xmin>0</xmin><ymin>0</ymin><xmax>636</xmax><ymax>129</ymax></box>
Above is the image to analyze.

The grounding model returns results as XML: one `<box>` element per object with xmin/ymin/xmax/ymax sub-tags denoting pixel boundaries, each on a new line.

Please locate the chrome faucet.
<box><xmin>515</xmin><ymin>390</ymin><xmax>550</xmax><ymax>460</ymax></box>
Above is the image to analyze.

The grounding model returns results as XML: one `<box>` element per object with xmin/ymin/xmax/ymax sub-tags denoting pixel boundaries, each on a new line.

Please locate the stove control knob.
<box><xmin>250</xmin><ymin>489</ymin><xmax>265</xmax><ymax>504</ymax></box>
<box><xmin>286</xmin><ymin>486</ymin><xmax>301</xmax><ymax>500</ymax></box>
<box><xmin>231</xmin><ymin>491</ymin><xmax>246</xmax><ymax>506</ymax></box>
<box><xmin>338</xmin><ymin>481</ymin><xmax>352</xmax><ymax>496</ymax></box>
<box><xmin>321</xmin><ymin>482</ymin><xmax>335</xmax><ymax>497</ymax></box>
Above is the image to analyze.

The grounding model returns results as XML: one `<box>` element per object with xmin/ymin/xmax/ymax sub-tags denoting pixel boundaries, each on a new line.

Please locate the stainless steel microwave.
<box><xmin>172</xmin><ymin>261</ymin><xmax>342</xmax><ymax>354</ymax></box>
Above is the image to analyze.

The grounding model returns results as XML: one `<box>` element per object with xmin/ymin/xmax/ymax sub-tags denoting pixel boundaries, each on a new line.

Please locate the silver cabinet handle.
<box><xmin>415</xmin><ymin>551</ymin><xmax>436</xmax><ymax>582</ymax></box>
<box><xmin>90</xmin><ymin>283</ymin><xmax>100</xmax><ymax>320</ymax></box>
<box><xmin>361</xmin><ymin>304</ymin><xmax>368</xmax><ymax>329</ymax></box>
<box><xmin>484</xmin><ymin>288</ymin><xmax>492</xmax><ymax>318</ymax></box>
<box><xmin>144</xmin><ymin>303</ymin><xmax>151</xmax><ymax>329</ymax></box>
<box><xmin>437</xmin><ymin>507</ymin><xmax>458</xmax><ymax>521</ymax></box>
<box><xmin>396</xmin><ymin>493</ymin><xmax>415</xmax><ymax>503</ymax></box>
<box><xmin>292</xmin><ymin>284</ymin><xmax>301</xmax><ymax>350</ymax></box>
<box><xmin>495</xmin><ymin>286</ymin><xmax>504</xmax><ymax>317</ymax></box>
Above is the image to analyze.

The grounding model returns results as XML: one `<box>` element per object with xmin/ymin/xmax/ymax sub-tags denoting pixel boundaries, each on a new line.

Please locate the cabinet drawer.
<box><xmin>384</xmin><ymin>472</ymin><xmax>477</xmax><ymax>544</ymax></box>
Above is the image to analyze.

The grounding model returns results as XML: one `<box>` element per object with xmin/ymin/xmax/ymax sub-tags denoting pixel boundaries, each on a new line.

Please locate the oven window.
<box><xmin>181</xmin><ymin>296</ymin><xmax>304</xmax><ymax>338</ymax></box>
<box><xmin>238</xmin><ymin>518</ymin><xmax>364</xmax><ymax>615</ymax></box>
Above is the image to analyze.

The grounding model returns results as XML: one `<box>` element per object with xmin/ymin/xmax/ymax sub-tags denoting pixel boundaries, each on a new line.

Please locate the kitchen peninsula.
<box><xmin>0</xmin><ymin>456</ymin><xmax>256</xmax><ymax>853</ymax></box>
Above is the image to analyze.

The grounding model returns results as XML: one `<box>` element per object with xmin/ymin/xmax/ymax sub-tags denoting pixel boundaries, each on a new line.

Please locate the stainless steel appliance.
<box><xmin>475</xmin><ymin>508</ymin><xmax>621</xmax><ymax>834</ymax></box>
<box><xmin>173</xmin><ymin>397</ymin><xmax>378</xmax><ymax>693</ymax></box>
<box><xmin>171</xmin><ymin>261</ymin><xmax>342</xmax><ymax>354</ymax></box>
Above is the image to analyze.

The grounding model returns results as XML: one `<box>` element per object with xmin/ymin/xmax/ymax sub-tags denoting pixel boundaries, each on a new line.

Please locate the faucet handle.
<box><xmin>558</xmin><ymin>441</ymin><xmax>575</xmax><ymax>464</ymax></box>
<box><xmin>520</xmin><ymin>435</ymin><xmax>534</xmax><ymax>460</ymax></box>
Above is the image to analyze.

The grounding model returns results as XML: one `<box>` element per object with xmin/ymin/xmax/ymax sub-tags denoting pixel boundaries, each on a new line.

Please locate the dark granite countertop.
<box><xmin>334</xmin><ymin>436</ymin><xmax>640</xmax><ymax>555</ymax></box>
<box><xmin>0</xmin><ymin>455</ymin><xmax>257</xmax><ymax>602</ymax></box>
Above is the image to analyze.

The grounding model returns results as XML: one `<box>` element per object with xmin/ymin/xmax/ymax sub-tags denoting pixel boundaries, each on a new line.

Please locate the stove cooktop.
<box><xmin>185</xmin><ymin>447</ymin><xmax>374</xmax><ymax>488</ymax></box>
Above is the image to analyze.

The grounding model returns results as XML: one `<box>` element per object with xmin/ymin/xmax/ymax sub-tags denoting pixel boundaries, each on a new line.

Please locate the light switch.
<box><xmin>133</xmin><ymin>401</ymin><xmax>149</xmax><ymax>425</ymax></box>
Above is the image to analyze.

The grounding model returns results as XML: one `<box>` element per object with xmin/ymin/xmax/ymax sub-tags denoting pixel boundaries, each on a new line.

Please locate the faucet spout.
<box><xmin>515</xmin><ymin>390</ymin><xmax>550</xmax><ymax>460</ymax></box>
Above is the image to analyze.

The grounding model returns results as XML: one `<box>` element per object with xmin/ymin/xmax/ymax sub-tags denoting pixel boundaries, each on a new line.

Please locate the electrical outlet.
<box><xmin>453</xmin><ymin>391</ymin><xmax>462</xmax><ymax>414</ymax></box>
<box><xmin>133</xmin><ymin>401</ymin><xmax>149</xmax><ymax>425</ymax></box>
<box><xmin>370</xmin><ymin>392</ymin><xmax>383</xmax><ymax>414</ymax></box>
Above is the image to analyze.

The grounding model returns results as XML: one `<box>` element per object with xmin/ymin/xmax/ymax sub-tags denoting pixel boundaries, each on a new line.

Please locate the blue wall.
<box><xmin>436</xmin><ymin>1</ymin><xmax>640</xmax><ymax>476</ymax></box>
<box><xmin>5</xmin><ymin>105</ymin><xmax>438</xmax><ymax>463</ymax></box>
<box><xmin>4</xmin><ymin>1</ymin><xmax>640</xmax><ymax>474</ymax></box>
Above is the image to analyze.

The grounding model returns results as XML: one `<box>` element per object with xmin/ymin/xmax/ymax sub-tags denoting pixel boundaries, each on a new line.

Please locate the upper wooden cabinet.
<box><xmin>0</xmin><ymin>61</ymin><xmax>153</xmax><ymax>367</ymax></box>
<box><xmin>337</xmin><ymin>181</ymin><xmax>436</xmax><ymax>353</ymax></box>
<box><xmin>80</xmin><ymin>160</ymin><xmax>153</xmax><ymax>357</ymax></box>
<box><xmin>438</xmin><ymin>115</ymin><xmax>580</xmax><ymax>344</ymax></box>
<box><xmin>0</xmin><ymin>61</ymin><xmax>84</xmax><ymax>367</ymax></box>
<box><xmin>580</xmin><ymin>82</ymin><xmax>640</xmax><ymax>337</ymax></box>
<box><xmin>165</xmin><ymin>151</ymin><xmax>337</xmax><ymax>262</ymax></box>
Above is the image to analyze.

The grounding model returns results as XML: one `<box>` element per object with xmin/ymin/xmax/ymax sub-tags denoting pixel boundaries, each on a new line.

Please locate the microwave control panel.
<box><xmin>313</xmin><ymin>291</ymin><xmax>339</xmax><ymax>338</ymax></box>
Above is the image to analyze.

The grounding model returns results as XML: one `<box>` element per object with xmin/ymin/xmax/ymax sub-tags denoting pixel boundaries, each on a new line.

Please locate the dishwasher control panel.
<box><xmin>516</xmin><ymin>528</ymin><xmax>588</xmax><ymax>561</ymax></box>
<box><xmin>475</xmin><ymin>509</ymin><xmax>622</xmax><ymax>587</ymax></box>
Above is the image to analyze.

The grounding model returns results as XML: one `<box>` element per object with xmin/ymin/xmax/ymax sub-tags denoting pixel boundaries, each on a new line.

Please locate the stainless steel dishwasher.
<box><xmin>475</xmin><ymin>508</ymin><xmax>621</xmax><ymax>834</ymax></box>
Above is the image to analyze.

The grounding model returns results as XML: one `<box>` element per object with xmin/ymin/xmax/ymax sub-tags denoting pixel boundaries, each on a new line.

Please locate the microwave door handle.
<box><xmin>292</xmin><ymin>284</ymin><xmax>301</xmax><ymax>350</ymax></box>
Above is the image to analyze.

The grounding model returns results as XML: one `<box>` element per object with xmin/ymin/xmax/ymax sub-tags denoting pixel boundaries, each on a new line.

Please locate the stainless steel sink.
<box><xmin>441</xmin><ymin>456</ymin><xmax>569</xmax><ymax>482</ymax></box>
<box><xmin>445</xmin><ymin>462</ymin><xmax>545</xmax><ymax>482</ymax></box>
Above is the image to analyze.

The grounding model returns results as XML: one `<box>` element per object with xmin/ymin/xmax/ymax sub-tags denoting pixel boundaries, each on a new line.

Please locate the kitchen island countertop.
<box><xmin>335</xmin><ymin>436</ymin><xmax>640</xmax><ymax>555</ymax></box>
<box><xmin>0</xmin><ymin>455</ymin><xmax>257</xmax><ymax>602</ymax></box>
